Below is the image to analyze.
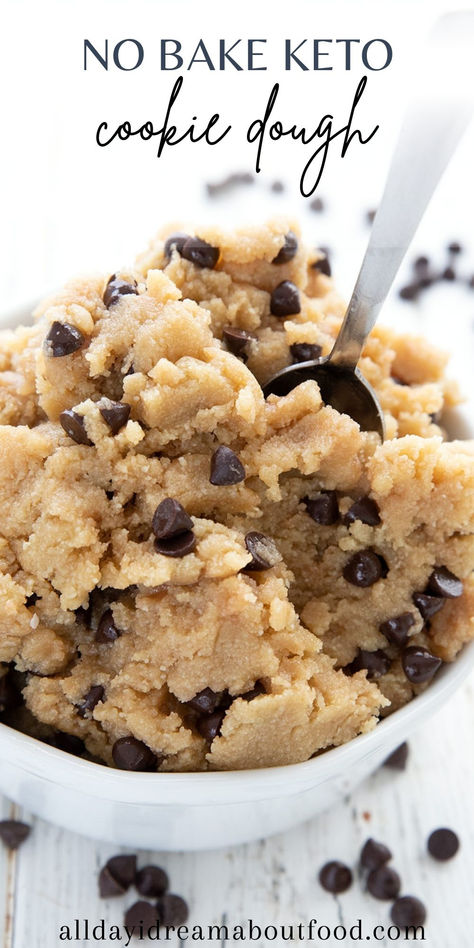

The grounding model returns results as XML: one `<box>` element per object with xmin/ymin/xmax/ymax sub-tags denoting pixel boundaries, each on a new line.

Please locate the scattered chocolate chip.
<box><xmin>344</xmin><ymin>497</ymin><xmax>381</xmax><ymax>527</ymax></box>
<box><xmin>157</xmin><ymin>893</ymin><xmax>189</xmax><ymax>926</ymax></box>
<box><xmin>99</xmin><ymin>866</ymin><xmax>126</xmax><ymax>898</ymax></box>
<box><xmin>379</xmin><ymin>613</ymin><xmax>415</xmax><ymax>648</ymax></box>
<box><xmin>181</xmin><ymin>237</ymin><xmax>219</xmax><ymax>269</ymax></box>
<box><xmin>414</xmin><ymin>255</ymin><xmax>430</xmax><ymax>271</ymax></box>
<box><xmin>0</xmin><ymin>820</ymin><xmax>31</xmax><ymax>850</ymax></box>
<box><xmin>239</xmin><ymin>681</ymin><xmax>266</xmax><ymax>701</ymax></box>
<box><xmin>136</xmin><ymin>865</ymin><xmax>169</xmax><ymax>898</ymax></box>
<box><xmin>318</xmin><ymin>861</ymin><xmax>353</xmax><ymax>894</ymax></box>
<box><xmin>210</xmin><ymin>446</ymin><xmax>245</xmax><ymax>486</ymax></box>
<box><xmin>197</xmin><ymin>709</ymin><xmax>226</xmax><ymax>743</ymax></box>
<box><xmin>412</xmin><ymin>592</ymin><xmax>445</xmax><ymax>621</ymax></box>
<box><xmin>270</xmin><ymin>280</ymin><xmax>301</xmax><ymax>317</ymax></box>
<box><xmin>222</xmin><ymin>326</ymin><xmax>255</xmax><ymax>361</ymax></box>
<box><xmin>344</xmin><ymin>649</ymin><xmax>391</xmax><ymax>680</ymax></box>
<box><xmin>383</xmin><ymin>742</ymin><xmax>409</xmax><ymax>771</ymax></box>
<box><xmin>95</xmin><ymin>609</ymin><xmax>120</xmax><ymax>644</ymax></box>
<box><xmin>164</xmin><ymin>232</ymin><xmax>190</xmax><ymax>258</ymax></box>
<box><xmin>402</xmin><ymin>646</ymin><xmax>442</xmax><ymax>684</ymax></box>
<box><xmin>112</xmin><ymin>737</ymin><xmax>159</xmax><ymax>772</ymax></box>
<box><xmin>45</xmin><ymin>321</ymin><xmax>84</xmax><ymax>357</ymax></box>
<box><xmin>399</xmin><ymin>283</ymin><xmax>420</xmax><ymax>301</ymax></box>
<box><xmin>442</xmin><ymin>265</ymin><xmax>456</xmax><ymax>281</ymax></box>
<box><xmin>271</xmin><ymin>180</ymin><xmax>285</xmax><ymax>193</ymax></box>
<box><xmin>100</xmin><ymin>401</ymin><xmax>131</xmax><ymax>435</ymax></box>
<box><xmin>427</xmin><ymin>828</ymin><xmax>459</xmax><ymax>861</ymax></box>
<box><xmin>391</xmin><ymin>896</ymin><xmax>426</xmax><ymax>928</ymax></box>
<box><xmin>77</xmin><ymin>685</ymin><xmax>105</xmax><ymax>718</ymax></box>
<box><xmin>272</xmin><ymin>231</ymin><xmax>298</xmax><ymax>264</ymax></box>
<box><xmin>304</xmin><ymin>491</ymin><xmax>339</xmax><ymax>526</ymax></box>
<box><xmin>25</xmin><ymin>593</ymin><xmax>39</xmax><ymax>607</ymax></box>
<box><xmin>343</xmin><ymin>550</ymin><xmax>386</xmax><ymax>587</ymax></box>
<box><xmin>311</xmin><ymin>250</ymin><xmax>331</xmax><ymax>277</ymax></box>
<box><xmin>243</xmin><ymin>532</ymin><xmax>282</xmax><ymax>571</ymax></box>
<box><xmin>367</xmin><ymin>865</ymin><xmax>401</xmax><ymax>900</ymax></box>
<box><xmin>105</xmin><ymin>854</ymin><xmax>137</xmax><ymax>890</ymax></box>
<box><xmin>309</xmin><ymin>197</ymin><xmax>325</xmax><ymax>212</ymax></box>
<box><xmin>152</xmin><ymin>498</ymin><xmax>193</xmax><ymax>540</ymax></box>
<box><xmin>426</xmin><ymin>566</ymin><xmax>463</xmax><ymax>599</ymax></box>
<box><xmin>124</xmin><ymin>901</ymin><xmax>158</xmax><ymax>931</ymax></box>
<box><xmin>154</xmin><ymin>531</ymin><xmax>197</xmax><ymax>558</ymax></box>
<box><xmin>360</xmin><ymin>839</ymin><xmax>392</xmax><ymax>872</ymax></box>
<box><xmin>49</xmin><ymin>732</ymin><xmax>86</xmax><ymax>756</ymax></box>
<box><xmin>103</xmin><ymin>276</ymin><xmax>138</xmax><ymax>309</ymax></box>
<box><xmin>366</xmin><ymin>209</ymin><xmax>377</xmax><ymax>225</ymax></box>
<box><xmin>59</xmin><ymin>410</ymin><xmax>93</xmax><ymax>446</ymax></box>
<box><xmin>0</xmin><ymin>671</ymin><xmax>22</xmax><ymax>716</ymax></box>
<box><xmin>448</xmin><ymin>241</ymin><xmax>462</xmax><ymax>255</ymax></box>
<box><xmin>186</xmin><ymin>688</ymin><xmax>226</xmax><ymax>716</ymax></box>
<box><xmin>206</xmin><ymin>172</ymin><xmax>254</xmax><ymax>197</ymax></box>
<box><xmin>290</xmin><ymin>342</ymin><xmax>322</xmax><ymax>363</ymax></box>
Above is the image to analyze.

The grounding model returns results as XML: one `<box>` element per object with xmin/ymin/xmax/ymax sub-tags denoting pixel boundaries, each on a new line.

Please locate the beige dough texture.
<box><xmin>0</xmin><ymin>218</ymin><xmax>473</xmax><ymax>772</ymax></box>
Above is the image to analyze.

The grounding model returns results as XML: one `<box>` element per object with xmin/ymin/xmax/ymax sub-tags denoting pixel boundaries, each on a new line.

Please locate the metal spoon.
<box><xmin>263</xmin><ymin>12</ymin><xmax>474</xmax><ymax>439</ymax></box>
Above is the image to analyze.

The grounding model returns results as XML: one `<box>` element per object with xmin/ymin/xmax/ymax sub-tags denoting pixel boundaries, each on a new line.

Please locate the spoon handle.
<box><xmin>330</xmin><ymin>12</ymin><xmax>474</xmax><ymax>370</ymax></box>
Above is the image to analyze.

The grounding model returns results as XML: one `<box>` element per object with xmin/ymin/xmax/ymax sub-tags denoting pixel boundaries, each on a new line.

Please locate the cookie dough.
<box><xmin>0</xmin><ymin>219</ymin><xmax>473</xmax><ymax>771</ymax></box>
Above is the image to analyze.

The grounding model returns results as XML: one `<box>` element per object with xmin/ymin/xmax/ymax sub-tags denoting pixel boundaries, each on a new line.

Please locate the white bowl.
<box><xmin>1</xmin><ymin>304</ymin><xmax>473</xmax><ymax>851</ymax></box>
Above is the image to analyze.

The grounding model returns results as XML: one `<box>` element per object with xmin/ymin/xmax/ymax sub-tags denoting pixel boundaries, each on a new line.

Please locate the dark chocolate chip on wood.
<box><xmin>197</xmin><ymin>709</ymin><xmax>226</xmax><ymax>743</ymax></box>
<box><xmin>112</xmin><ymin>736</ymin><xmax>159</xmax><ymax>771</ymax></box>
<box><xmin>344</xmin><ymin>497</ymin><xmax>381</xmax><ymax>527</ymax></box>
<box><xmin>318</xmin><ymin>861</ymin><xmax>353</xmax><ymax>894</ymax></box>
<box><xmin>222</xmin><ymin>326</ymin><xmax>255</xmax><ymax>360</ymax></box>
<box><xmin>360</xmin><ymin>838</ymin><xmax>392</xmax><ymax>872</ymax></box>
<box><xmin>99</xmin><ymin>866</ymin><xmax>126</xmax><ymax>898</ymax></box>
<box><xmin>426</xmin><ymin>566</ymin><xmax>463</xmax><ymax>599</ymax></box>
<box><xmin>304</xmin><ymin>491</ymin><xmax>339</xmax><ymax>525</ymax></box>
<box><xmin>412</xmin><ymin>592</ymin><xmax>445</xmax><ymax>620</ymax></box>
<box><xmin>383</xmin><ymin>742</ymin><xmax>409</xmax><ymax>770</ymax></box>
<box><xmin>402</xmin><ymin>646</ymin><xmax>442</xmax><ymax>684</ymax></box>
<box><xmin>59</xmin><ymin>410</ymin><xmax>93</xmax><ymax>446</ymax></box>
<box><xmin>272</xmin><ymin>231</ymin><xmax>298</xmax><ymax>264</ymax></box>
<box><xmin>156</xmin><ymin>893</ymin><xmax>189</xmax><ymax>926</ymax></box>
<box><xmin>186</xmin><ymin>688</ymin><xmax>226</xmax><ymax>715</ymax></box>
<box><xmin>270</xmin><ymin>281</ymin><xmax>301</xmax><ymax>317</ymax></box>
<box><xmin>77</xmin><ymin>684</ymin><xmax>105</xmax><ymax>718</ymax></box>
<box><xmin>124</xmin><ymin>901</ymin><xmax>158</xmax><ymax>930</ymax></box>
<box><xmin>136</xmin><ymin>865</ymin><xmax>169</xmax><ymax>898</ymax></box>
<box><xmin>0</xmin><ymin>820</ymin><xmax>31</xmax><ymax>850</ymax></box>
<box><xmin>243</xmin><ymin>532</ymin><xmax>282</xmax><ymax>571</ymax></box>
<box><xmin>100</xmin><ymin>401</ymin><xmax>131</xmax><ymax>435</ymax></box>
<box><xmin>379</xmin><ymin>612</ymin><xmax>415</xmax><ymax>648</ymax></box>
<box><xmin>391</xmin><ymin>896</ymin><xmax>426</xmax><ymax>928</ymax></box>
<box><xmin>343</xmin><ymin>550</ymin><xmax>386</xmax><ymax>587</ymax></box>
<box><xmin>103</xmin><ymin>276</ymin><xmax>138</xmax><ymax>309</ymax></box>
<box><xmin>95</xmin><ymin>609</ymin><xmax>120</xmax><ymax>644</ymax></box>
<box><xmin>210</xmin><ymin>446</ymin><xmax>245</xmax><ymax>486</ymax></box>
<box><xmin>290</xmin><ymin>342</ymin><xmax>322</xmax><ymax>363</ymax></box>
<box><xmin>164</xmin><ymin>232</ymin><xmax>190</xmax><ymax>259</ymax></box>
<box><xmin>45</xmin><ymin>321</ymin><xmax>84</xmax><ymax>357</ymax></box>
<box><xmin>427</xmin><ymin>828</ymin><xmax>459</xmax><ymax>861</ymax></box>
<box><xmin>152</xmin><ymin>498</ymin><xmax>193</xmax><ymax>540</ymax></box>
<box><xmin>367</xmin><ymin>865</ymin><xmax>401</xmax><ymax>900</ymax></box>
<box><xmin>154</xmin><ymin>531</ymin><xmax>196</xmax><ymax>557</ymax></box>
<box><xmin>344</xmin><ymin>649</ymin><xmax>391</xmax><ymax>680</ymax></box>
<box><xmin>105</xmin><ymin>853</ymin><xmax>137</xmax><ymax>890</ymax></box>
<box><xmin>181</xmin><ymin>237</ymin><xmax>219</xmax><ymax>269</ymax></box>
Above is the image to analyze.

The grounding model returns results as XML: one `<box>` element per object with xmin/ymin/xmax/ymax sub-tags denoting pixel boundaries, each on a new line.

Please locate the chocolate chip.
<box><xmin>448</xmin><ymin>241</ymin><xmax>462</xmax><ymax>254</ymax></box>
<box><xmin>112</xmin><ymin>737</ymin><xmax>159</xmax><ymax>772</ymax></box>
<box><xmin>367</xmin><ymin>865</ymin><xmax>401</xmax><ymax>900</ymax></box>
<box><xmin>426</xmin><ymin>566</ymin><xmax>463</xmax><ymax>599</ymax></box>
<box><xmin>164</xmin><ymin>232</ymin><xmax>189</xmax><ymax>259</ymax></box>
<box><xmin>442</xmin><ymin>265</ymin><xmax>456</xmax><ymax>281</ymax></box>
<box><xmin>156</xmin><ymin>894</ymin><xmax>189</xmax><ymax>926</ymax></box>
<box><xmin>391</xmin><ymin>896</ymin><xmax>426</xmax><ymax>928</ymax></box>
<box><xmin>100</xmin><ymin>401</ymin><xmax>131</xmax><ymax>435</ymax></box>
<box><xmin>186</xmin><ymin>688</ymin><xmax>226</xmax><ymax>715</ymax></box>
<box><xmin>136</xmin><ymin>865</ymin><xmax>169</xmax><ymax>898</ymax></box>
<box><xmin>98</xmin><ymin>866</ymin><xmax>126</xmax><ymax>898</ymax></box>
<box><xmin>412</xmin><ymin>592</ymin><xmax>445</xmax><ymax>621</ymax></box>
<box><xmin>181</xmin><ymin>237</ymin><xmax>219</xmax><ymax>269</ymax></box>
<box><xmin>239</xmin><ymin>681</ymin><xmax>266</xmax><ymax>701</ymax></box>
<box><xmin>383</xmin><ymin>742</ymin><xmax>409</xmax><ymax>770</ymax></box>
<box><xmin>399</xmin><ymin>283</ymin><xmax>420</xmax><ymax>301</ymax></box>
<box><xmin>360</xmin><ymin>839</ymin><xmax>392</xmax><ymax>872</ymax></box>
<box><xmin>49</xmin><ymin>732</ymin><xmax>86</xmax><ymax>756</ymax></box>
<box><xmin>25</xmin><ymin>593</ymin><xmax>39</xmax><ymax>607</ymax></box>
<box><xmin>152</xmin><ymin>498</ymin><xmax>193</xmax><ymax>540</ymax></box>
<box><xmin>343</xmin><ymin>550</ymin><xmax>386</xmax><ymax>587</ymax></box>
<box><xmin>95</xmin><ymin>609</ymin><xmax>120</xmax><ymax>644</ymax></box>
<box><xmin>303</xmin><ymin>491</ymin><xmax>339</xmax><ymax>526</ymax></box>
<box><xmin>271</xmin><ymin>180</ymin><xmax>285</xmax><ymax>193</ymax></box>
<box><xmin>0</xmin><ymin>671</ymin><xmax>22</xmax><ymax>716</ymax></box>
<box><xmin>311</xmin><ymin>250</ymin><xmax>331</xmax><ymax>277</ymax></box>
<box><xmin>344</xmin><ymin>649</ymin><xmax>391</xmax><ymax>680</ymax></box>
<box><xmin>210</xmin><ymin>446</ymin><xmax>245</xmax><ymax>486</ymax></box>
<box><xmin>290</xmin><ymin>342</ymin><xmax>322</xmax><ymax>363</ymax></box>
<box><xmin>402</xmin><ymin>646</ymin><xmax>442</xmax><ymax>684</ymax></box>
<box><xmin>270</xmin><ymin>281</ymin><xmax>301</xmax><ymax>317</ymax></box>
<box><xmin>222</xmin><ymin>326</ymin><xmax>255</xmax><ymax>361</ymax></box>
<box><xmin>366</xmin><ymin>209</ymin><xmax>377</xmax><ymax>225</ymax></box>
<box><xmin>309</xmin><ymin>197</ymin><xmax>325</xmax><ymax>212</ymax></box>
<box><xmin>243</xmin><ymin>532</ymin><xmax>282</xmax><ymax>571</ymax></box>
<box><xmin>77</xmin><ymin>684</ymin><xmax>105</xmax><ymax>718</ymax></box>
<box><xmin>318</xmin><ymin>861</ymin><xmax>353</xmax><ymax>894</ymax></box>
<box><xmin>103</xmin><ymin>275</ymin><xmax>138</xmax><ymax>309</ymax></box>
<box><xmin>124</xmin><ymin>901</ymin><xmax>158</xmax><ymax>931</ymax></box>
<box><xmin>154</xmin><ymin>531</ymin><xmax>197</xmax><ymax>558</ymax></box>
<box><xmin>0</xmin><ymin>820</ymin><xmax>31</xmax><ymax>850</ymax></box>
<box><xmin>379</xmin><ymin>613</ymin><xmax>415</xmax><ymax>648</ymax></box>
<box><xmin>272</xmin><ymin>231</ymin><xmax>298</xmax><ymax>264</ymax></box>
<box><xmin>45</xmin><ymin>321</ymin><xmax>84</xmax><ymax>357</ymax></box>
<box><xmin>414</xmin><ymin>255</ymin><xmax>430</xmax><ymax>271</ymax></box>
<box><xmin>59</xmin><ymin>410</ymin><xmax>93</xmax><ymax>446</ymax></box>
<box><xmin>427</xmin><ymin>828</ymin><xmax>459</xmax><ymax>861</ymax></box>
<box><xmin>105</xmin><ymin>854</ymin><xmax>137</xmax><ymax>890</ymax></box>
<box><xmin>197</xmin><ymin>709</ymin><xmax>226</xmax><ymax>743</ymax></box>
<box><xmin>344</xmin><ymin>497</ymin><xmax>381</xmax><ymax>527</ymax></box>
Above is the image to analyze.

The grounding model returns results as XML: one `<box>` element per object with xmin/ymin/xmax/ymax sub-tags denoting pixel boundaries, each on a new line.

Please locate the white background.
<box><xmin>1</xmin><ymin>1</ymin><xmax>474</xmax><ymax>945</ymax></box>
